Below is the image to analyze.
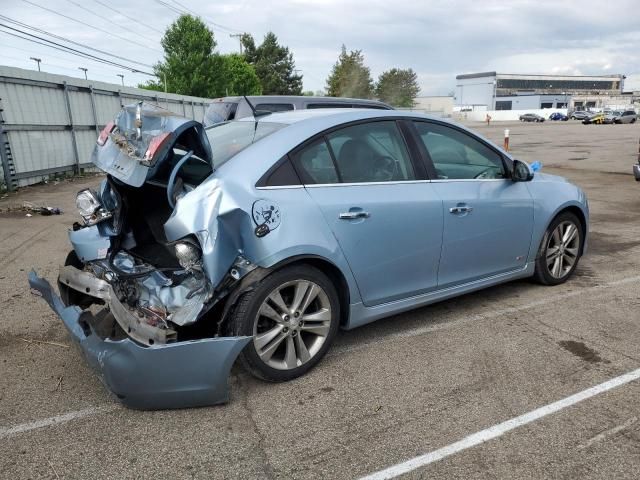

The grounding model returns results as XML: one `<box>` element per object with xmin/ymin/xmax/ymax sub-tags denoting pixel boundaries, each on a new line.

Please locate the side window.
<box><xmin>262</xmin><ymin>157</ymin><xmax>301</xmax><ymax>186</ymax></box>
<box><xmin>291</xmin><ymin>138</ymin><xmax>339</xmax><ymax>184</ymax></box>
<box><xmin>326</xmin><ymin>121</ymin><xmax>415</xmax><ymax>183</ymax></box>
<box><xmin>413</xmin><ymin>122</ymin><xmax>507</xmax><ymax>180</ymax></box>
<box><xmin>255</xmin><ymin>103</ymin><xmax>295</xmax><ymax>113</ymax></box>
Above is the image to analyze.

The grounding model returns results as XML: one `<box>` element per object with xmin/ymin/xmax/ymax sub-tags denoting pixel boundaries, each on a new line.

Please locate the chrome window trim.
<box><xmin>304</xmin><ymin>180</ymin><xmax>431</xmax><ymax>188</ymax></box>
<box><xmin>256</xmin><ymin>185</ymin><xmax>305</xmax><ymax>190</ymax></box>
<box><xmin>256</xmin><ymin>178</ymin><xmax>512</xmax><ymax>189</ymax></box>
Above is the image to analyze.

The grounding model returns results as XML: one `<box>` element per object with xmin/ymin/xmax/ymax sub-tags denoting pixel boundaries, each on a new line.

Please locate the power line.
<box><xmin>0</xmin><ymin>15</ymin><xmax>154</xmax><ymax>69</ymax></box>
<box><xmin>21</xmin><ymin>0</ymin><xmax>163</xmax><ymax>54</ymax></box>
<box><xmin>154</xmin><ymin>0</ymin><xmax>241</xmax><ymax>35</ymax></box>
<box><xmin>90</xmin><ymin>0</ymin><xmax>165</xmax><ymax>35</ymax></box>
<box><xmin>0</xmin><ymin>26</ymin><xmax>155</xmax><ymax>76</ymax></box>
<box><xmin>65</xmin><ymin>0</ymin><xmax>160</xmax><ymax>46</ymax></box>
<box><xmin>167</xmin><ymin>0</ymin><xmax>242</xmax><ymax>33</ymax></box>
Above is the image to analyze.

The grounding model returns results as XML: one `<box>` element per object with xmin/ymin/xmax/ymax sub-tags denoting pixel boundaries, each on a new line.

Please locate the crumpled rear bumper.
<box><xmin>28</xmin><ymin>271</ymin><xmax>251</xmax><ymax>410</ymax></box>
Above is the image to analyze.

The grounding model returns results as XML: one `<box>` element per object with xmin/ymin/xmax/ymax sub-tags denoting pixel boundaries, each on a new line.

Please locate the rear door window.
<box><xmin>291</xmin><ymin>138</ymin><xmax>339</xmax><ymax>184</ymax></box>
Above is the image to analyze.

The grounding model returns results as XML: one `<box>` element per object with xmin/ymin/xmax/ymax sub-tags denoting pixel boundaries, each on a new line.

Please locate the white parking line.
<box><xmin>359</xmin><ymin>367</ymin><xmax>640</xmax><ymax>480</ymax></box>
<box><xmin>0</xmin><ymin>405</ymin><xmax>118</xmax><ymax>441</ymax></box>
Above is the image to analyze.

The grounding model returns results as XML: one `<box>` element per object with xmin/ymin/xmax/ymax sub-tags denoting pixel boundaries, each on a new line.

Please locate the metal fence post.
<box><xmin>63</xmin><ymin>81</ymin><xmax>80</xmax><ymax>173</ymax></box>
<box><xmin>0</xmin><ymin>101</ymin><xmax>15</xmax><ymax>191</ymax></box>
<box><xmin>181</xmin><ymin>99</ymin><xmax>186</xmax><ymax>116</ymax></box>
<box><xmin>89</xmin><ymin>85</ymin><xmax>99</xmax><ymax>135</ymax></box>
<box><xmin>191</xmin><ymin>101</ymin><xmax>195</xmax><ymax>120</ymax></box>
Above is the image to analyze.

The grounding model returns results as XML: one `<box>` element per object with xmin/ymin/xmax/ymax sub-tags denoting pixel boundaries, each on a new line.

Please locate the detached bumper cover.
<box><xmin>28</xmin><ymin>271</ymin><xmax>251</xmax><ymax>410</ymax></box>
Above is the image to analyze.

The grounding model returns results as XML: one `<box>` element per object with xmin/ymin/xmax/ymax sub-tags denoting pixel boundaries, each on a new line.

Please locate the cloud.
<box><xmin>1</xmin><ymin>0</ymin><xmax>639</xmax><ymax>93</ymax></box>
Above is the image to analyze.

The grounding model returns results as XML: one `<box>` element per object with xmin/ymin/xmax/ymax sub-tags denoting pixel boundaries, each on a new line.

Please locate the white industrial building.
<box><xmin>455</xmin><ymin>72</ymin><xmax>625</xmax><ymax>111</ymax></box>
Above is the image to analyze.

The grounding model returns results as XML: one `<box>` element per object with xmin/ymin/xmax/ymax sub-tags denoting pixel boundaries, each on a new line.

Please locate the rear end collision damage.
<box><xmin>29</xmin><ymin>102</ymin><xmax>270</xmax><ymax>409</ymax></box>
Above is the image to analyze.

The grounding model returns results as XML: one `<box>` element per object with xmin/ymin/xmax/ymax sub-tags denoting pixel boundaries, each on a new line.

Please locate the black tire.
<box><xmin>231</xmin><ymin>264</ymin><xmax>340</xmax><ymax>382</ymax></box>
<box><xmin>532</xmin><ymin>212</ymin><xmax>584</xmax><ymax>286</ymax></box>
<box><xmin>59</xmin><ymin>250</ymin><xmax>96</xmax><ymax>309</ymax></box>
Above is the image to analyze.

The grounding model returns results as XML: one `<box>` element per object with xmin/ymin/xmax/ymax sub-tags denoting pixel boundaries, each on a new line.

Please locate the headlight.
<box><xmin>174</xmin><ymin>241</ymin><xmax>202</xmax><ymax>271</ymax></box>
<box><xmin>76</xmin><ymin>189</ymin><xmax>112</xmax><ymax>226</ymax></box>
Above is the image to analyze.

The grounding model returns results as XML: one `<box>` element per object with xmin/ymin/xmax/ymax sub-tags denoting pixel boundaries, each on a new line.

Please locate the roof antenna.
<box><xmin>243</xmin><ymin>95</ymin><xmax>271</xmax><ymax>119</ymax></box>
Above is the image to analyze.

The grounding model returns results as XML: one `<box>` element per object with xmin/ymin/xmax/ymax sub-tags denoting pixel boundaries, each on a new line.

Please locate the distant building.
<box><xmin>455</xmin><ymin>72</ymin><xmax>625</xmax><ymax>111</ymax></box>
<box><xmin>411</xmin><ymin>96</ymin><xmax>453</xmax><ymax>116</ymax></box>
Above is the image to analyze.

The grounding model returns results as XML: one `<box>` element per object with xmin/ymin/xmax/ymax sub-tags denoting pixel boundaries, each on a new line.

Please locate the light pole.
<box><xmin>78</xmin><ymin>67</ymin><xmax>88</xmax><ymax>80</ymax></box>
<box><xmin>30</xmin><ymin>57</ymin><xmax>41</xmax><ymax>72</ymax></box>
<box><xmin>117</xmin><ymin>74</ymin><xmax>124</xmax><ymax>86</ymax></box>
<box><xmin>230</xmin><ymin>33</ymin><xmax>244</xmax><ymax>54</ymax></box>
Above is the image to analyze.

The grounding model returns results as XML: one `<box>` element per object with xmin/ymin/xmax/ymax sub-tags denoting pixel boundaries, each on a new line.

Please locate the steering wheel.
<box><xmin>474</xmin><ymin>167</ymin><xmax>494</xmax><ymax>179</ymax></box>
<box><xmin>372</xmin><ymin>155</ymin><xmax>398</xmax><ymax>181</ymax></box>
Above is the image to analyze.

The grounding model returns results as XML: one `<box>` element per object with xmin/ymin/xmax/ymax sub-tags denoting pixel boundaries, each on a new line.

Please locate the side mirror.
<box><xmin>512</xmin><ymin>159</ymin><xmax>534</xmax><ymax>182</ymax></box>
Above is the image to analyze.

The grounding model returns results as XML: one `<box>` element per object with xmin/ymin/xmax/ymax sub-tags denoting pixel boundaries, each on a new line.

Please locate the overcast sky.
<box><xmin>1</xmin><ymin>0</ymin><xmax>639</xmax><ymax>95</ymax></box>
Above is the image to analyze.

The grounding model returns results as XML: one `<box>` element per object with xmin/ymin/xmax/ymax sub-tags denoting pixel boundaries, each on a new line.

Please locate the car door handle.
<box><xmin>339</xmin><ymin>211</ymin><xmax>370</xmax><ymax>220</ymax></box>
<box><xmin>449</xmin><ymin>206</ymin><xmax>473</xmax><ymax>214</ymax></box>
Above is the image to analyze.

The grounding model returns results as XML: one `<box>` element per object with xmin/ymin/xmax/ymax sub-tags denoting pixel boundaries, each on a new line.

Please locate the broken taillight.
<box><xmin>143</xmin><ymin>132</ymin><xmax>172</xmax><ymax>162</ymax></box>
<box><xmin>97</xmin><ymin>121</ymin><xmax>115</xmax><ymax>146</ymax></box>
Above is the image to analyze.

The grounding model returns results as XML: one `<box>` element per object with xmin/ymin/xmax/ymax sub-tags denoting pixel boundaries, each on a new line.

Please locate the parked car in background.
<box><xmin>519</xmin><ymin>113</ymin><xmax>545</xmax><ymax>122</ymax></box>
<box><xmin>549</xmin><ymin>112</ymin><xmax>569</xmax><ymax>121</ymax></box>
<box><xmin>29</xmin><ymin>104</ymin><xmax>589</xmax><ymax>410</ymax></box>
<box><xmin>203</xmin><ymin>95</ymin><xmax>392</xmax><ymax>127</ymax></box>
<box><xmin>615</xmin><ymin>110</ymin><xmax>637</xmax><ymax>124</ymax></box>
<box><xmin>569</xmin><ymin>111</ymin><xmax>591</xmax><ymax>120</ymax></box>
<box><xmin>603</xmin><ymin>111</ymin><xmax>622</xmax><ymax>124</ymax></box>
<box><xmin>582</xmin><ymin>112</ymin><xmax>606</xmax><ymax>124</ymax></box>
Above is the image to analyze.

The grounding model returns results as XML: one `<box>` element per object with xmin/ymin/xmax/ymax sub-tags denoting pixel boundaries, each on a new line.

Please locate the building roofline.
<box><xmin>456</xmin><ymin>71</ymin><xmax>624</xmax><ymax>80</ymax></box>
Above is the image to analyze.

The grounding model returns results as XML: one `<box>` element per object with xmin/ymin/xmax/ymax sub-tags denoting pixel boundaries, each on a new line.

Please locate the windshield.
<box><xmin>205</xmin><ymin>121</ymin><xmax>286</xmax><ymax>168</ymax></box>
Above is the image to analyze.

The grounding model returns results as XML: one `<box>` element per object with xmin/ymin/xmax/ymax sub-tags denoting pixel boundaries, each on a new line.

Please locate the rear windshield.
<box><xmin>203</xmin><ymin>102</ymin><xmax>238</xmax><ymax>127</ymax></box>
<box><xmin>205</xmin><ymin>121</ymin><xmax>286</xmax><ymax>168</ymax></box>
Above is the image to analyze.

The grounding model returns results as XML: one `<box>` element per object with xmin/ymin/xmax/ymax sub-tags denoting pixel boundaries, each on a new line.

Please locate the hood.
<box><xmin>91</xmin><ymin>102</ymin><xmax>213</xmax><ymax>187</ymax></box>
<box><xmin>532</xmin><ymin>172</ymin><xmax>569</xmax><ymax>183</ymax></box>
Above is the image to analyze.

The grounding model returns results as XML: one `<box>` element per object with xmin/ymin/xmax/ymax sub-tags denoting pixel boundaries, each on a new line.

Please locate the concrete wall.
<box><xmin>460</xmin><ymin>108</ymin><xmax>568</xmax><ymax>122</ymax></box>
<box><xmin>412</xmin><ymin>96</ymin><xmax>454</xmax><ymax>116</ymax></box>
<box><xmin>0</xmin><ymin>66</ymin><xmax>212</xmax><ymax>190</ymax></box>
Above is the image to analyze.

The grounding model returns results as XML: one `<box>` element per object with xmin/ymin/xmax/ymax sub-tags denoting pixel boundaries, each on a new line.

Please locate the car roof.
<box><xmin>214</xmin><ymin>95</ymin><xmax>390</xmax><ymax>106</ymax></box>
<box><xmin>234</xmin><ymin>108</ymin><xmax>436</xmax><ymax>126</ymax></box>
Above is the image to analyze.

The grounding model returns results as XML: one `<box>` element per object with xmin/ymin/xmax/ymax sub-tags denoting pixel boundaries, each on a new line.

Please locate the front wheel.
<box><xmin>231</xmin><ymin>264</ymin><xmax>340</xmax><ymax>382</ymax></box>
<box><xmin>533</xmin><ymin>212</ymin><xmax>583</xmax><ymax>285</ymax></box>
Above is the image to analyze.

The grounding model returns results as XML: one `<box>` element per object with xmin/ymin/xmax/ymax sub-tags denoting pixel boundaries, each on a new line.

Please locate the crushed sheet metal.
<box><xmin>28</xmin><ymin>270</ymin><xmax>251</xmax><ymax>410</ymax></box>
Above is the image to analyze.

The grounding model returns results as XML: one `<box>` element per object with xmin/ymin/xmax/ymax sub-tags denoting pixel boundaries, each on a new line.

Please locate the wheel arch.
<box><xmin>267</xmin><ymin>255</ymin><xmax>351</xmax><ymax>328</ymax></box>
<box><xmin>546</xmin><ymin>205</ymin><xmax>588</xmax><ymax>256</ymax></box>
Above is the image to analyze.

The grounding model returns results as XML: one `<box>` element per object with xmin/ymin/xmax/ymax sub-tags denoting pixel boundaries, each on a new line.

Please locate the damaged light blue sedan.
<box><xmin>29</xmin><ymin>103</ymin><xmax>589</xmax><ymax>409</ymax></box>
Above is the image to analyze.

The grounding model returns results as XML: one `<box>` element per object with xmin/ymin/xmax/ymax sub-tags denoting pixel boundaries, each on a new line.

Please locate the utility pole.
<box><xmin>78</xmin><ymin>67</ymin><xmax>88</xmax><ymax>80</ymax></box>
<box><xmin>30</xmin><ymin>57</ymin><xmax>41</xmax><ymax>72</ymax></box>
<box><xmin>117</xmin><ymin>74</ymin><xmax>124</xmax><ymax>86</ymax></box>
<box><xmin>230</xmin><ymin>33</ymin><xmax>244</xmax><ymax>54</ymax></box>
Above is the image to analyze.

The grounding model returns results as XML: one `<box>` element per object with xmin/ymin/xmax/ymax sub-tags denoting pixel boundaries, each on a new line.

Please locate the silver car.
<box><xmin>614</xmin><ymin>110</ymin><xmax>637</xmax><ymax>124</ymax></box>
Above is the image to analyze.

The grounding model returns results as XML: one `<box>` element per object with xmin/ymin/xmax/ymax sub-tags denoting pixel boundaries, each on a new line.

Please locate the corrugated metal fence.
<box><xmin>0</xmin><ymin>66</ymin><xmax>212</xmax><ymax>190</ymax></box>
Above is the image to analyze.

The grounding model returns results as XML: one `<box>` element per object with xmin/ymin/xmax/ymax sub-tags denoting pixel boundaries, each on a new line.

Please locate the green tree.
<box><xmin>375</xmin><ymin>68</ymin><xmax>421</xmax><ymax>107</ymax></box>
<box><xmin>215</xmin><ymin>54</ymin><xmax>262</xmax><ymax>96</ymax></box>
<box><xmin>139</xmin><ymin>15</ymin><xmax>262</xmax><ymax>99</ymax></box>
<box><xmin>241</xmin><ymin>32</ymin><xmax>303</xmax><ymax>95</ymax></box>
<box><xmin>139</xmin><ymin>15</ymin><xmax>218</xmax><ymax>97</ymax></box>
<box><xmin>325</xmin><ymin>46</ymin><xmax>374</xmax><ymax>99</ymax></box>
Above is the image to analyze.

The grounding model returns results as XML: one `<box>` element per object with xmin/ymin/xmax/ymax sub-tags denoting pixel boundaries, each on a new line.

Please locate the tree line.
<box><xmin>140</xmin><ymin>15</ymin><xmax>421</xmax><ymax>108</ymax></box>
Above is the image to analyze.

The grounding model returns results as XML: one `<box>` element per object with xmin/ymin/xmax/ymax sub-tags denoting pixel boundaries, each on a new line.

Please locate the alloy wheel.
<box><xmin>253</xmin><ymin>280</ymin><xmax>332</xmax><ymax>370</ymax></box>
<box><xmin>545</xmin><ymin>221</ymin><xmax>580</xmax><ymax>279</ymax></box>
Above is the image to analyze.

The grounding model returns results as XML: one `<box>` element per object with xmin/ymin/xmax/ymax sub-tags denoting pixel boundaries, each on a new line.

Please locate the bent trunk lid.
<box><xmin>92</xmin><ymin>102</ymin><xmax>212</xmax><ymax>187</ymax></box>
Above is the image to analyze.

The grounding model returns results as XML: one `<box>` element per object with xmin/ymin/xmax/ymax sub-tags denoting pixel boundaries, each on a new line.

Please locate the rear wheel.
<box><xmin>231</xmin><ymin>264</ymin><xmax>340</xmax><ymax>382</ymax></box>
<box><xmin>533</xmin><ymin>212</ymin><xmax>583</xmax><ymax>285</ymax></box>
